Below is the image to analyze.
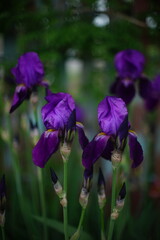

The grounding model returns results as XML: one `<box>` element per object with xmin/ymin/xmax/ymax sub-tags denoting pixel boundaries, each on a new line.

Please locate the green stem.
<box><xmin>100</xmin><ymin>208</ymin><xmax>106</xmax><ymax>240</ymax></box>
<box><xmin>63</xmin><ymin>161</ymin><xmax>68</xmax><ymax>240</ymax></box>
<box><xmin>107</xmin><ymin>167</ymin><xmax>118</xmax><ymax>240</ymax></box>
<box><xmin>37</xmin><ymin>168</ymin><xmax>48</xmax><ymax>240</ymax></box>
<box><xmin>1</xmin><ymin>227</ymin><xmax>5</xmax><ymax>240</ymax></box>
<box><xmin>70</xmin><ymin>207</ymin><xmax>86</xmax><ymax>240</ymax></box>
<box><xmin>77</xmin><ymin>208</ymin><xmax>85</xmax><ymax>233</ymax></box>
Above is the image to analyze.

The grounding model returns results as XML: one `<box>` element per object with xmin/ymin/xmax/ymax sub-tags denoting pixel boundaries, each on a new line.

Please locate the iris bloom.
<box><xmin>32</xmin><ymin>91</ymin><xmax>88</xmax><ymax>168</ymax></box>
<box><xmin>10</xmin><ymin>52</ymin><xmax>48</xmax><ymax>113</ymax></box>
<box><xmin>142</xmin><ymin>75</ymin><xmax>160</xmax><ymax>111</ymax></box>
<box><xmin>82</xmin><ymin>96</ymin><xmax>143</xmax><ymax>169</ymax></box>
<box><xmin>110</xmin><ymin>49</ymin><xmax>146</xmax><ymax>104</ymax></box>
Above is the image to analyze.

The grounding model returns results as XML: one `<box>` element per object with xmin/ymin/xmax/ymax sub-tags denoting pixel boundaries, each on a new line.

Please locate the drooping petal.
<box><xmin>10</xmin><ymin>84</ymin><xmax>29</xmax><ymax>113</ymax></box>
<box><xmin>101</xmin><ymin>137</ymin><xmax>114</xmax><ymax>160</ymax></box>
<box><xmin>11</xmin><ymin>52</ymin><xmax>44</xmax><ymax>88</ymax></box>
<box><xmin>98</xmin><ymin>96</ymin><xmax>128</xmax><ymax>136</ymax></box>
<box><xmin>32</xmin><ymin>130</ymin><xmax>60</xmax><ymax>168</ymax></box>
<box><xmin>114</xmin><ymin>49</ymin><xmax>145</xmax><ymax>79</ymax></box>
<box><xmin>76</xmin><ymin>122</ymin><xmax>89</xmax><ymax>150</ymax></box>
<box><xmin>139</xmin><ymin>76</ymin><xmax>151</xmax><ymax>99</ymax></box>
<box><xmin>128</xmin><ymin>131</ymin><xmax>143</xmax><ymax>168</ymax></box>
<box><xmin>82</xmin><ymin>133</ymin><xmax>110</xmax><ymax>169</ymax></box>
<box><xmin>114</xmin><ymin>79</ymin><xmax>136</xmax><ymax>105</ymax></box>
<box><xmin>42</xmin><ymin>92</ymin><xmax>75</xmax><ymax>130</ymax></box>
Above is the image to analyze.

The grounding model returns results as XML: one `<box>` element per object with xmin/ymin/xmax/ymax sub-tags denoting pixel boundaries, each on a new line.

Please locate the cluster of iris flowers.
<box><xmin>2</xmin><ymin>48</ymin><xmax>158</xmax><ymax>239</ymax></box>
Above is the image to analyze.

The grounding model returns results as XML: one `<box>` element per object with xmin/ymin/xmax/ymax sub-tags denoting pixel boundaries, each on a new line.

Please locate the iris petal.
<box><xmin>98</xmin><ymin>96</ymin><xmax>128</xmax><ymax>136</ymax></box>
<box><xmin>10</xmin><ymin>84</ymin><xmax>29</xmax><ymax>113</ymax></box>
<box><xmin>128</xmin><ymin>131</ymin><xmax>143</xmax><ymax>168</ymax></box>
<box><xmin>76</xmin><ymin>122</ymin><xmax>89</xmax><ymax>150</ymax></box>
<box><xmin>32</xmin><ymin>130</ymin><xmax>60</xmax><ymax>168</ymax></box>
<box><xmin>82</xmin><ymin>133</ymin><xmax>110</xmax><ymax>169</ymax></box>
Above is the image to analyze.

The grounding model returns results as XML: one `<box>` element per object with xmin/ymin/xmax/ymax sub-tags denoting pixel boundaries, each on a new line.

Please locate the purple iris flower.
<box><xmin>110</xmin><ymin>49</ymin><xmax>146</xmax><ymax>104</ymax></box>
<box><xmin>142</xmin><ymin>75</ymin><xmax>160</xmax><ymax>111</ymax></box>
<box><xmin>10</xmin><ymin>52</ymin><xmax>48</xmax><ymax>113</ymax></box>
<box><xmin>32</xmin><ymin>91</ymin><xmax>88</xmax><ymax>168</ymax></box>
<box><xmin>82</xmin><ymin>96</ymin><xmax>143</xmax><ymax>169</ymax></box>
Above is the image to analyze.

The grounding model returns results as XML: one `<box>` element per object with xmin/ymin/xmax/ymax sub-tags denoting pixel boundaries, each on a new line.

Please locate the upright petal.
<box><xmin>11</xmin><ymin>52</ymin><xmax>44</xmax><ymax>88</ymax></box>
<box><xmin>76</xmin><ymin>122</ymin><xmax>89</xmax><ymax>150</ymax></box>
<box><xmin>42</xmin><ymin>92</ymin><xmax>75</xmax><ymax>130</ymax></box>
<box><xmin>114</xmin><ymin>49</ymin><xmax>145</xmax><ymax>79</ymax></box>
<box><xmin>128</xmin><ymin>131</ymin><xmax>143</xmax><ymax>168</ymax></box>
<box><xmin>10</xmin><ymin>84</ymin><xmax>29</xmax><ymax>113</ymax></box>
<box><xmin>32</xmin><ymin>130</ymin><xmax>60</xmax><ymax>168</ymax></box>
<box><xmin>98</xmin><ymin>96</ymin><xmax>128</xmax><ymax>136</ymax></box>
<box><xmin>82</xmin><ymin>133</ymin><xmax>110</xmax><ymax>169</ymax></box>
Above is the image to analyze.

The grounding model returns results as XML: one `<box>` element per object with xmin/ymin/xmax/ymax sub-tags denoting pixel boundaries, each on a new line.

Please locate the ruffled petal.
<box><xmin>12</xmin><ymin>52</ymin><xmax>44</xmax><ymax>88</ymax></box>
<box><xmin>82</xmin><ymin>133</ymin><xmax>110</xmax><ymax>169</ymax></box>
<box><xmin>98</xmin><ymin>96</ymin><xmax>128</xmax><ymax>136</ymax></box>
<box><xmin>76</xmin><ymin>122</ymin><xmax>89</xmax><ymax>150</ymax></box>
<box><xmin>114</xmin><ymin>49</ymin><xmax>145</xmax><ymax>79</ymax></box>
<box><xmin>10</xmin><ymin>84</ymin><xmax>29</xmax><ymax>113</ymax></box>
<box><xmin>32</xmin><ymin>130</ymin><xmax>60</xmax><ymax>168</ymax></box>
<box><xmin>128</xmin><ymin>131</ymin><xmax>143</xmax><ymax>168</ymax></box>
<box><xmin>42</xmin><ymin>92</ymin><xmax>75</xmax><ymax>130</ymax></box>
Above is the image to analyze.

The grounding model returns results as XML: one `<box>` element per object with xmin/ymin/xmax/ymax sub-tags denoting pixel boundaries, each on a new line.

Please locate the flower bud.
<box><xmin>60</xmin><ymin>142</ymin><xmax>71</xmax><ymax>162</ymax></box>
<box><xmin>97</xmin><ymin>168</ymin><xmax>106</xmax><ymax>209</ymax></box>
<box><xmin>116</xmin><ymin>182</ymin><xmax>126</xmax><ymax>212</ymax></box>
<box><xmin>79</xmin><ymin>187</ymin><xmax>89</xmax><ymax>209</ymax></box>
<box><xmin>111</xmin><ymin>149</ymin><xmax>122</xmax><ymax>168</ymax></box>
<box><xmin>111</xmin><ymin>208</ymin><xmax>119</xmax><ymax>220</ymax></box>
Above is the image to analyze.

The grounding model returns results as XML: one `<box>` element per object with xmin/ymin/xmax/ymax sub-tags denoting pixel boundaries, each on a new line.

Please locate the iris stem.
<box><xmin>100</xmin><ymin>208</ymin><xmax>106</xmax><ymax>240</ymax></box>
<box><xmin>1</xmin><ymin>227</ymin><xmax>5</xmax><ymax>240</ymax></box>
<box><xmin>107</xmin><ymin>167</ymin><xmax>118</xmax><ymax>240</ymax></box>
<box><xmin>70</xmin><ymin>207</ymin><xmax>86</xmax><ymax>240</ymax></box>
<box><xmin>77</xmin><ymin>207</ymin><xmax>85</xmax><ymax>233</ymax></box>
<box><xmin>63</xmin><ymin>161</ymin><xmax>69</xmax><ymax>240</ymax></box>
<box><xmin>37</xmin><ymin>168</ymin><xmax>48</xmax><ymax>240</ymax></box>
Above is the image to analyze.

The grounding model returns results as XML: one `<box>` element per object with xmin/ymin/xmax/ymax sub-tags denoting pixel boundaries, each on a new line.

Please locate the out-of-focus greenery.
<box><xmin>1</xmin><ymin>1</ymin><xmax>160</xmax><ymax>240</ymax></box>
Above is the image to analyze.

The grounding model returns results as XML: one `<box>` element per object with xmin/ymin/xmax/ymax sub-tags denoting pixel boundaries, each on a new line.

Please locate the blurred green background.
<box><xmin>0</xmin><ymin>0</ymin><xmax>160</xmax><ymax>239</ymax></box>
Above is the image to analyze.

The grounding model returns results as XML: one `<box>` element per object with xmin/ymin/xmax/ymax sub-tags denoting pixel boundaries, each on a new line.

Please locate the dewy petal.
<box><xmin>42</xmin><ymin>92</ymin><xmax>75</xmax><ymax>130</ymax></box>
<box><xmin>82</xmin><ymin>133</ymin><xmax>110</xmax><ymax>169</ymax></box>
<box><xmin>98</xmin><ymin>96</ymin><xmax>128</xmax><ymax>136</ymax></box>
<box><xmin>11</xmin><ymin>52</ymin><xmax>44</xmax><ymax>88</ymax></box>
<box><xmin>128</xmin><ymin>130</ymin><xmax>143</xmax><ymax>168</ymax></box>
<box><xmin>115</xmin><ymin>79</ymin><xmax>136</xmax><ymax>105</ymax></box>
<box><xmin>114</xmin><ymin>49</ymin><xmax>145</xmax><ymax>79</ymax></box>
<box><xmin>32</xmin><ymin>130</ymin><xmax>60</xmax><ymax>168</ymax></box>
<box><xmin>10</xmin><ymin>84</ymin><xmax>29</xmax><ymax>113</ymax></box>
<box><xmin>76</xmin><ymin>122</ymin><xmax>89</xmax><ymax>150</ymax></box>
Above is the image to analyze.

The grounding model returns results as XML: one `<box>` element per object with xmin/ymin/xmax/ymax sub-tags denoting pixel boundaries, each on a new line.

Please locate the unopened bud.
<box><xmin>79</xmin><ymin>187</ymin><xmax>89</xmax><ymax>209</ymax></box>
<box><xmin>111</xmin><ymin>149</ymin><xmax>122</xmax><ymax>168</ymax></box>
<box><xmin>0</xmin><ymin>212</ymin><xmax>5</xmax><ymax>227</ymax></box>
<box><xmin>97</xmin><ymin>168</ymin><xmax>106</xmax><ymax>209</ymax></box>
<box><xmin>60</xmin><ymin>143</ymin><xmax>71</xmax><ymax>162</ymax></box>
<box><xmin>60</xmin><ymin>197</ymin><xmax>67</xmax><ymax>207</ymax></box>
<box><xmin>98</xmin><ymin>189</ymin><xmax>106</xmax><ymax>209</ymax></box>
<box><xmin>30</xmin><ymin>92</ymin><xmax>39</xmax><ymax>105</ymax></box>
<box><xmin>111</xmin><ymin>208</ymin><xmax>119</xmax><ymax>220</ymax></box>
<box><xmin>116</xmin><ymin>199</ymin><xmax>125</xmax><ymax>211</ymax></box>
